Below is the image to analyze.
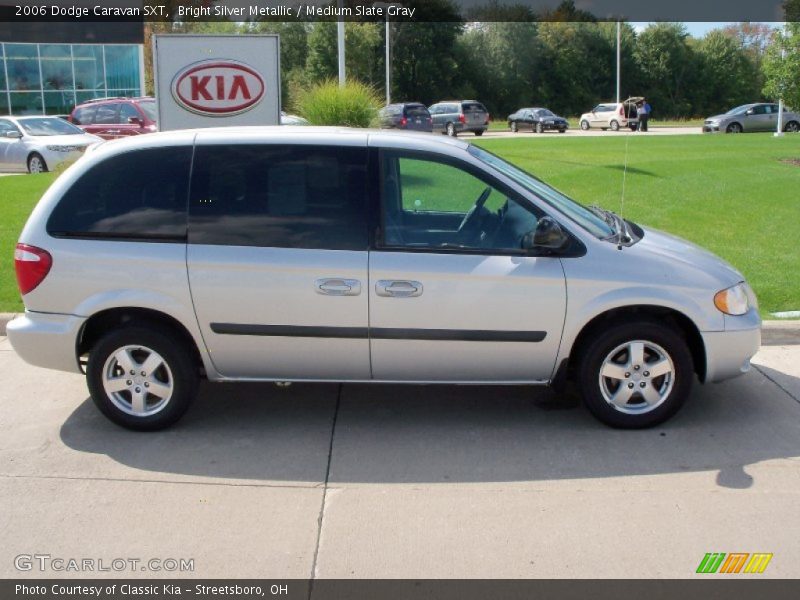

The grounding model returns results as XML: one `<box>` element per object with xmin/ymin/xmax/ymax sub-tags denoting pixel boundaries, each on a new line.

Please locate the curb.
<box><xmin>1</xmin><ymin>313</ymin><xmax>799</xmax><ymax>344</ymax></box>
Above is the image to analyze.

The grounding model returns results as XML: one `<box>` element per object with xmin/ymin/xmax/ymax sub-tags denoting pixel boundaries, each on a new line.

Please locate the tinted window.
<box><xmin>94</xmin><ymin>103</ymin><xmax>119</xmax><ymax>124</ymax></box>
<box><xmin>405</xmin><ymin>105</ymin><xmax>429</xmax><ymax>118</ymax></box>
<box><xmin>138</xmin><ymin>101</ymin><xmax>157</xmax><ymax>121</ymax></box>
<box><xmin>47</xmin><ymin>147</ymin><xmax>191</xmax><ymax>240</ymax></box>
<box><xmin>119</xmin><ymin>103</ymin><xmax>141</xmax><ymax>122</ymax></box>
<box><xmin>72</xmin><ymin>105</ymin><xmax>96</xmax><ymax>125</ymax></box>
<box><xmin>462</xmin><ymin>102</ymin><xmax>486</xmax><ymax>113</ymax></box>
<box><xmin>189</xmin><ymin>145</ymin><xmax>368</xmax><ymax>250</ymax></box>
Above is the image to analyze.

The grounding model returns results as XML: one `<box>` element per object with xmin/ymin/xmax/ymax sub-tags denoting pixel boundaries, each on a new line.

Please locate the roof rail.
<box><xmin>80</xmin><ymin>96</ymin><xmax>129</xmax><ymax>104</ymax></box>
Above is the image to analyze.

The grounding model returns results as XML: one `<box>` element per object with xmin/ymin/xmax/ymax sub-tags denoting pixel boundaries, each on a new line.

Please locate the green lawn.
<box><xmin>0</xmin><ymin>173</ymin><xmax>54</xmax><ymax>312</ymax></box>
<box><xmin>1</xmin><ymin>133</ymin><xmax>798</xmax><ymax>316</ymax></box>
<box><xmin>475</xmin><ymin>133</ymin><xmax>800</xmax><ymax>316</ymax></box>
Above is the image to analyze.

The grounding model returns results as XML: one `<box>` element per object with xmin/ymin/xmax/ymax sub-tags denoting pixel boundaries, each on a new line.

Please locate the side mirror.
<box><xmin>522</xmin><ymin>216</ymin><xmax>570</xmax><ymax>252</ymax></box>
<box><xmin>5</xmin><ymin>130</ymin><xmax>22</xmax><ymax>139</ymax></box>
<box><xmin>128</xmin><ymin>116</ymin><xmax>144</xmax><ymax>127</ymax></box>
<box><xmin>746</xmin><ymin>109</ymin><xmax>754</xmax><ymax>115</ymax></box>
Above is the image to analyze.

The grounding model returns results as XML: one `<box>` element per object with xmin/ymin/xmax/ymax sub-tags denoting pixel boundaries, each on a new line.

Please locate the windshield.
<box><xmin>138</xmin><ymin>101</ymin><xmax>157</xmax><ymax>122</ymax></box>
<box><xmin>725</xmin><ymin>104</ymin><xmax>752</xmax><ymax>115</ymax></box>
<box><xmin>537</xmin><ymin>109</ymin><xmax>555</xmax><ymax>117</ymax></box>
<box><xmin>18</xmin><ymin>117</ymin><xmax>83</xmax><ymax>136</ymax></box>
<box><xmin>468</xmin><ymin>145</ymin><xmax>615</xmax><ymax>239</ymax></box>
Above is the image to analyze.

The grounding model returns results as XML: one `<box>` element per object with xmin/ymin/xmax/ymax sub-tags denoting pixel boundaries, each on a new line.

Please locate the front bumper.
<box><xmin>702</xmin><ymin>124</ymin><xmax>721</xmax><ymax>133</ymax></box>
<box><xmin>7</xmin><ymin>311</ymin><xmax>86</xmax><ymax>374</ymax></box>
<box><xmin>701</xmin><ymin>314</ymin><xmax>761</xmax><ymax>383</ymax></box>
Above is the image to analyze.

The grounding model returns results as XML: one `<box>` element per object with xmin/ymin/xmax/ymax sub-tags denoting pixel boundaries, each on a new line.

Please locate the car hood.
<box><xmin>25</xmin><ymin>133</ymin><xmax>101</xmax><ymax>145</ymax></box>
<box><xmin>705</xmin><ymin>114</ymin><xmax>731</xmax><ymax>121</ymax></box>
<box><xmin>635</xmin><ymin>226</ymin><xmax>744</xmax><ymax>286</ymax></box>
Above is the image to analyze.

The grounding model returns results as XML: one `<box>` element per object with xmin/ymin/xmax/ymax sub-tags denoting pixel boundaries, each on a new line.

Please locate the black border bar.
<box><xmin>3</xmin><ymin>579</ymin><xmax>800</xmax><ymax>600</ymax></box>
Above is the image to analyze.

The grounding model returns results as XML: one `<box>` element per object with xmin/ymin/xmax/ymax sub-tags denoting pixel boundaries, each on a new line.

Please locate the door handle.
<box><xmin>376</xmin><ymin>280</ymin><xmax>423</xmax><ymax>298</ymax></box>
<box><xmin>315</xmin><ymin>278</ymin><xmax>361</xmax><ymax>296</ymax></box>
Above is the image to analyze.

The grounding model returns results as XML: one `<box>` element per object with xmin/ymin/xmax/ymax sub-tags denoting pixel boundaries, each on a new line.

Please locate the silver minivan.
<box><xmin>8</xmin><ymin>128</ymin><xmax>760</xmax><ymax>430</ymax></box>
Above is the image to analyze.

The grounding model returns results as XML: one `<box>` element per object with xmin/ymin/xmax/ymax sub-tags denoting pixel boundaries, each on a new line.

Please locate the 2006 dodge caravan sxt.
<box><xmin>8</xmin><ymin>128</ymin><xmax>761</xmax><ymax>430</ymax></box>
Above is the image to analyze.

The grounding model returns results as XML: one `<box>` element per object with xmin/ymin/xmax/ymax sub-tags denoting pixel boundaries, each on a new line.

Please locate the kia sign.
<box><xmin>172</xmin><ymin>60</ymin><xmax>265</xmax><ymax>116</ymax></box>
<box><xmin>154</xmin><ymin>35</ymin><xmax>280</xmax><ymax>130</ymax></box>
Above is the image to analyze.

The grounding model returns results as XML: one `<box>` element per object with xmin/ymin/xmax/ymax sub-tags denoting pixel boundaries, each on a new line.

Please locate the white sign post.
<box><xmin>153</xmin><ymin>34</ymin><xmax>280</xmax><ymax>131</ymax></box>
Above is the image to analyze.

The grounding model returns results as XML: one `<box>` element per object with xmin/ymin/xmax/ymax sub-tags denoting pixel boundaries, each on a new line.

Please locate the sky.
<box><xmin>631</xmin><ymin>22</ymin><xmax>778</xmax><ymax>38</ymax></box>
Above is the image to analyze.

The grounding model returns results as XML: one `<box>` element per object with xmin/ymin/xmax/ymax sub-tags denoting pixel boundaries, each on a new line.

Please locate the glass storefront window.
<box><xmin>5</xmin><ymin>44</ymin><xmax>41</xmax><ymax>91</ymax></box>
<box><xmin>41</xmin><ymin>45</ymin><xmax>74</xmax><ymax>91</ymax></box>
<box><xmin>0</xmin><ymin>43</ymin><xmax>141</xmax><ymax>115</ymax></box>
<box><xmin>9</xmin><ymin>92</ymin><xmax>43</xmax><ymax>115</ymax></box>
<box><xmin>73</xmin><ymin>45</ymin><xmax>105</xmax><ymax>91</ymax></box>
<box><xmin>104</xmin><ymin>45</ymin><xmax>140</xmax><ymax>91</ymax></box>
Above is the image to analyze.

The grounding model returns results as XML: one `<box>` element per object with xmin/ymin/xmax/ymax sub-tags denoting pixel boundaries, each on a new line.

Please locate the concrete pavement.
<box><xmin>1</xmin><ymin>333</ymin><xmax>799</xmax><ymax>579</ymax></box>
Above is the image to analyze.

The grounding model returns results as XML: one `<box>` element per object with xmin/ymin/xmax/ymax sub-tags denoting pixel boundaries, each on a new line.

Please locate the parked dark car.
<box><xmin>428</xmin><ymin>100</ymin><xmax>489</xmax><ymax>137</ymax></box>
<box><xmin>379</xmin><ymin>103</ymin><xmax>433</xmax><ymax>132</ymax></box>
<box><xmin>69</xmin><ymin>97</ymin><xmax>157</xmax><ymax>140</ymax></box>
<box><xmin>507</xmin><ymin>107</ymin><xmax>568</xmax><ymax>133</ymax></box>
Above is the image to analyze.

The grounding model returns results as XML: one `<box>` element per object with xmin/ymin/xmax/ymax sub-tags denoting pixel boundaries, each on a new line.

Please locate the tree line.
<box><xmin>145</xmin><ymin>11</ymin><xmax>796</xmax><ymax>120</ymax></box>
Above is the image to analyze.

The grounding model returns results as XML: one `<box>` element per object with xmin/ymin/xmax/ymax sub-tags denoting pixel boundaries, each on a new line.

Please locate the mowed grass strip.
<box><xmin>0</xmin><ymin>133</ymin><xmax>797</xmax><ymax>316</ymax></box>
<box><xmin>476</xmin><ymin>133</ymin><xmax>800</xmax><ymax>315</ymax></box>
<box><xmin>0</xmin><ymin>173</ymin><xmax>55</xmax><ymax>313</ymax></box>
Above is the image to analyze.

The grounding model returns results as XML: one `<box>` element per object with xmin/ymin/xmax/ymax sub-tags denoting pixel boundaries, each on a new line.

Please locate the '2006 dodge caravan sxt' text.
<box><xmin>9</xmin><ymin>128</ymin><xmax>760</xmax><ymax>430</ymax></box>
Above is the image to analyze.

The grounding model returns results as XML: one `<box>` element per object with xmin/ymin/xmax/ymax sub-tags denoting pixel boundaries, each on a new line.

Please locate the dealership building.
<box><xmin>0</xmin><ymin>22</ymin><xmax>144</xmax><ymax>116</ymax></box>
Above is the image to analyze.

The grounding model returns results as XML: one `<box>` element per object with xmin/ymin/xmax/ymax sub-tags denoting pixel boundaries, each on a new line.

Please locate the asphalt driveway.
<box><xmin>1</xmin><ymin>333</ymin><xmax>799</xmax><ymax>579</ymax></box>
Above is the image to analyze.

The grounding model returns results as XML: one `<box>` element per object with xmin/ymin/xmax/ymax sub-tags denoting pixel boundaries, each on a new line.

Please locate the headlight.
<box><xmin>714</xmin><ymin>282</ymin><xmax>751</xmax><ymax>316</ymax></box>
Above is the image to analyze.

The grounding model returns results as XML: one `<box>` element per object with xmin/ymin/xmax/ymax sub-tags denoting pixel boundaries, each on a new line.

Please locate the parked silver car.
<box><xmin>8</xmin><ymin>128</ymin><xmax>760</xmax><ymax>430</ymax></box>
<box><xmin>0</xmin><ymin>116</ymin><xmax>102</xmax><ymax>173</ymax></box>
<box><xmin>703</xmin><ymin>103</ymin><xmax>800</xmax><ymax>133</ymax></box>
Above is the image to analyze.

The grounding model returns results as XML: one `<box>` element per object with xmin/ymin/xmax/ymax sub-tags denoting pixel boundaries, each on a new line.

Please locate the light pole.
<box><xmin>337</xmin><ymin>0</ymin><xmax>346</xmax><ymax>88</ymax></box>
<box><xmin>373</xmin><ymin>2</ymin><xmax>402</xmax><ymax>105</ymax></box>
<box><xmin>775</xmin><ymin>21</ymin><xmax>788</xmax><ymax>137</ymax></box>
<box><xmin>616</xmin><ymin>21</ymin><xmax>621</xmax><ymax>104</ymax></box>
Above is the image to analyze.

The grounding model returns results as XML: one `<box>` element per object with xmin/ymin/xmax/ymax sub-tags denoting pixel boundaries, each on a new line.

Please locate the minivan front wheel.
<box><xmin>578</xmin><ymin>321</ymin><xmax>693</xmax><ymax>428</ymax></box>
<box><xmin>87</xmin><ymin>326</ymin><xmax>198</xmax><ymax>431</ymax></box>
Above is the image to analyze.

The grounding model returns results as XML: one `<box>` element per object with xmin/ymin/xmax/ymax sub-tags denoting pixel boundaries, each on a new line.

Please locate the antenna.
<box><xmin>618</xmin><ymin>124</ymin><xmax>632</xmax><ymax>250</ymax></box>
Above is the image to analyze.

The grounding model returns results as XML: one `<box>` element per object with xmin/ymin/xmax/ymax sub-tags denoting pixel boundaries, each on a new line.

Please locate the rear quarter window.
<box><xmin>462</xmin><ymin>102</ymin><xmax>486</xmax><ymax>112</ymax></box>
<box><xmin>47</xmin><ymin>147</ymin><xmax>192</xmax><ymax>241</ymax></box>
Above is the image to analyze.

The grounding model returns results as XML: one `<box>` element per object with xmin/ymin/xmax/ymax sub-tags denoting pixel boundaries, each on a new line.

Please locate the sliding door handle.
<box><xmin>376</xmin><ymin>280</ymin><xmax>423</xmax><ymax>298</ymax></box>
<box><xmin>315</xmin><ymin>278</ymin><xmax>361</xmax><ymax>296</ymax></box>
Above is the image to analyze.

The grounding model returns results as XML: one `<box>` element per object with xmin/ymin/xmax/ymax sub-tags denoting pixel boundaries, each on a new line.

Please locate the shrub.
<box><xmin>295</xmin><ymin>79</ymin><xmax>381</xmax><ymax>127</ymax></box>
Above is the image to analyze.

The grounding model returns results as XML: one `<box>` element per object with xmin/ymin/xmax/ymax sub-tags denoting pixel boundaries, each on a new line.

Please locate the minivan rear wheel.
<box><xmin>577</xmin><ymin>321</ymin><xmax>693</xmax><ymax>428</ymax></box>
<box><xmin>610</xmin><ymin>120</ymin><xmax>620</xmax><ymax>132</ymax></box>
<box><xmin>580</xmin><ymin>120</ymin><xmax>590</xmax><ymax>131</ymax></box>
<box><xmin>446</xmin><ymin>122</ymin><xmax>457</xmax><ymax>137</ymax></box>
<box><xmin>87</xmin><ymin>326</ymin><xmax>198</xmax><ymax>431</ymax></box>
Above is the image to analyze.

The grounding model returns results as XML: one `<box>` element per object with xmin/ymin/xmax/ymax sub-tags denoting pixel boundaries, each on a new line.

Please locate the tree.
<box><xmin>634</xmin><ymin>23</ymin><xmax>697</xmax><ymax>117</ymax></box>
<box><xmin>695</xmin><ymin>29</ymin><xmax>761</xmax><ymax>115</ymax></box>
<box><xmin>763</xmin><ymin>23</ymin><xmax>800</xmax><ymax>110</ymax></box>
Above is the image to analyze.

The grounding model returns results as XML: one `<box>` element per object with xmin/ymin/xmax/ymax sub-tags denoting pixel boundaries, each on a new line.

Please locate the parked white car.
<box><xmin>0</xmin><ymin>116</ymin><xmax>102</xmax><ymax>173</ymax></box>
<box><xmin>579</xmin><ymin>97</ymin><xmax>642</xmax><ymax>131</ymax></box>
<box><xmin>8</xmin><ymin>128</ymin><xmax>760</xmax><ymax>431</ymax></box>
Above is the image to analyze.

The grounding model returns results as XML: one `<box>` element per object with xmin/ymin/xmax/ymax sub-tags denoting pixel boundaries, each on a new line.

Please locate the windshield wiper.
<box><xmin>590</xmin><ymin>206</ymin><xmax>632</xmax><ymax>245</ymax></box>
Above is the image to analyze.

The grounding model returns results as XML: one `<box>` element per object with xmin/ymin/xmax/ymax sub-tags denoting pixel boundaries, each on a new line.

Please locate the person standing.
<box><xmin>638</xmin><ymin>99</ymin><xmax>651</xmax><ymax>132</ymax></box>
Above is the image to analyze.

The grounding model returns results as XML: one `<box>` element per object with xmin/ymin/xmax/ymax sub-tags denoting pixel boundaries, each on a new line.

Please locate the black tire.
<box><xmin>27</xmin><ymin>153</ymin><xmax>48</xmax><ymax>174</ymax></box>
<box><xmin>610</xmin><ymin>120</ymin><xmax>620</xmax><ymax>132</ymax></box>
<box><xmin>510</xmin><ymin>121</ymin><xmax>518</xmax><ymax>133</ymax></box>
<box><xmin>580</xmin><ymin>120</ymin><xmax>590</xmax><ymax>131</ymax></box>
<box><xmin>535</xmin><ymin>122</ymin><xmax>544</xmax><ymax>134</ymax></box>
<box><xmin>87</xmin><ymin>326</ymin><xmax>198</xmax><ymax>431</ymax></box>
<box><xmin>558</xmin><ymin>128</ymin><xmax>566</xmax><ymax>133</ymax></box>
<box><xmin>474</xmin><ymin>129</ymin><xmax>484</xmax><ymax>136</ymax></box>
<box><xmin>446</xmin><ymin>122</ymin><xmax>457</xmax><ymax>137</ymax></box>
<box><xmin>577</xmin><ymin>320</ymin><xmax>693</xmax><ymax>429</ymax></box>
<box><xmin>784</xmin><ymin>121</ymin><xmax>799</xmax><ymax>133</ymax></box>
<box><xmin>726</xmin><ymin>122</ymin><xmax>742</xmax><ymax>134</ymax></box>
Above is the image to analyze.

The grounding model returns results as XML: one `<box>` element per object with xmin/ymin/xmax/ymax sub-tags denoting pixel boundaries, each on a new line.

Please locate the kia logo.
<box><xmin>171</xmin><ymin>60</ymin><xmax>265</xmax><ymax>116</ymax></box>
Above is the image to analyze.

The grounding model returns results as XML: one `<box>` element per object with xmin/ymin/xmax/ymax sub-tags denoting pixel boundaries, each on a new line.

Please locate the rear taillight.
<box><xmin>619</xmin><ymin>106</ymin><xmax>624</xmax><ymax>116</ymax></box>
<box><xmin>400</xmin><ymin>117</ymin><xmax>408</xmax><ymax>127</ymax></box>
<box><xmin>459</xmin><ymin>113</ymin><xmax>466</xmax><ymax>124</ymax></box>
<box><xmin>14</xmin><ymin>243</ymin><xmax>52</xmax><ymax>295</ymax></box>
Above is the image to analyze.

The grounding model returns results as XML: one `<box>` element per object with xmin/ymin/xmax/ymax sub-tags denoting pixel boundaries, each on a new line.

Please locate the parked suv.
<box><xmin>379</xmin><ymin>103</ymin><xmax>433</xmax><ymax>132</ymax></box>
<box><xmin>429</xmin><ymin>100</ymin><xmax>489</xmax><ymax>136</ymax></box>
<box><xmin>9</xmin><ymin>128</ymin><xmax>760</xmax><ymax>431</ymax></box>
<box><xmin>579</xmin><ymin>97</ymin><xmax>642</xmax><ymax>131</ymax></box>
<box><xmin>69</xmin><ymin>97</ymin><xmax>157</xmax><ymax>139</ymax></box>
